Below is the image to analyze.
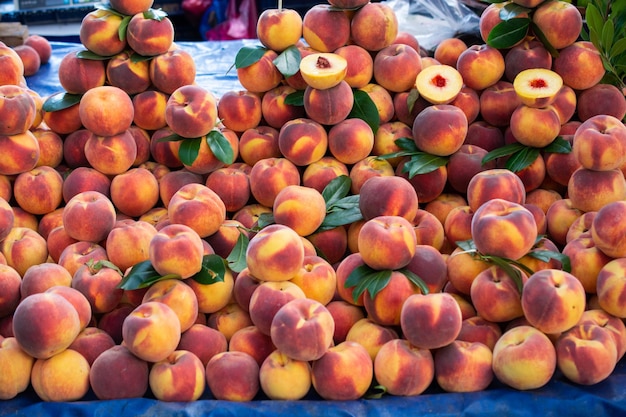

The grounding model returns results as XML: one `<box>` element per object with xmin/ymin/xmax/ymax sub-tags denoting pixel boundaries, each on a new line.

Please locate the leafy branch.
<box><xmin>156</xmin><ymin>129</ymin><xmax>235</xmax><ymax>166</ymax></box>
<box><xmin>377</xmin><ymin>137</ymin><xmax>448</xmax><ymax>177</ymax></box>
<box><xmin>343</xmin><ymin>264</ymin><xmax>429</xmax><ymax>304</ymax></box>
<box><xmin>481</xmin><ymin>136</ymin><xmax>571</xmax><ymax>172</ymax></box>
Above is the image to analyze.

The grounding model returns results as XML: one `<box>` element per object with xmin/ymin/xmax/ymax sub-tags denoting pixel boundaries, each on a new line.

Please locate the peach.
<box><xmin>478</xmin><ymin>81</ymin><xmax>521</xmax><ymax>128</ymax></box>
<box><xmin>68</xmin><ymin>326</ymin><xmax>115</xmax><ymax>366</ymax></box>
<box><xmin>72</xmin><ymin>260</ymin><xmax>125</xmax><ymax>314</ymax></box>
<box><xmin>260</xmin><ymin>85</ymin><xmax>306</xmax><ymax>129</ymax></box>
<box><xmin>109</xmin><ymin>167</ymin><xmax>159</xmax><ymax>218</ymax></box>
<box><xmin>126</xmin><ymin>12</ymin><xmax>174</xmax><ymax>57</ymax></box>
<box><xmin>0</xmin><ymin>85</ymin><xmax>36</xmax><ymax>135</ymax></box>
<box><xmin>434</xmin><ymin>340</ymin><xmax>494</xmax><ymax>393</ymax></box>
<box><xmin>0</xmin><ymin>336</ymin><xmax>35</xmax><ymax>400</ymax></box>
<box><xmin>400</xmin><ymin>292</ymin><xmax>463</xmax><ymax>350</ymax></box>
<box><xmin>374</xmin><ymin>43</ymin><xmax>421</xmax><ymax>93</ymax></box>
<box><xmin>456</xmin><ymin>315</ymin><xmax>502</xmax><ymax>351</ymax></box>
<box><xmin>109</xmin><ymin>0</ymin><xmax>153</xmax><ymax>15</ymax></box>
<box><xmin>302</xmin><ymin>4</ymin><xmax>351</xmax><ymax>52</ymax></box>
<box><xmin>122</xmin><ymin>301</ymin><xmax>181</xmax><ymax>362</ymax></box>
<box><xmin>596</xmin><ymin>258</ymin><xmax>626</xmax><ymax>318</ymax></box>
<box><xmin>357</xmin><ymin>215</ymin><xmax>417</xmax><ymax>271</ymax></box>
<box><xmin>89</xmin><ymin>345</ymin><xmax>149</xmax><ymax>400</ymax></box>
<box><xmin>568</xmin><ymin>168</ymin><xmax>626</xmax><ymax>213</ymax></box>
<box><xmin>20</xmin><ymin>263</ymin><xmax>72</xmax><ymax>299</ymax></box>
<box><xmin>248</xmin><ymin>280</ymin><xmax>306</xmax><ymax>336</ymax></box>
<box><xmin>24</xmin><ymin>34</ymin><xmax>51</xmax><ymax>65</ymax></box>
<box><xmin>591</xmin><ymin>200</ymin><xmax>626</xmax><ymax>259</ymax></box>
<box><xmin>447</xmin><ymin>144</ymin><xmax>495</xmax><ymax>194</ymax></box>
<box><xmin>555</xmin><ymin>323</ymin><xmax>617</xmax><ymax>385</ymax></box>
<box><xmin>57</xmin><ymin>50</ymin><xmax>106</xmax><ymax>94</ymax></box>
<box><xmin>0</xmin><ymin>197</ymin><xmax>13</xmax><ymax>244</ymax></box>
<box><xmin>30</xmin><ymin>348</ymin><xmax>90</xmax><ymax>402</ymax></box>
<box><xmin>149</xmin><ymin>223</ymin><xmax>204</xmax><ymax>279</ymax></box>
<box><xmin>404</xmin><ymin>242</ymin><xmax>447</xmax><ymax>291</ymax></box>
<box><xmin>414</xmin><ymin>64</ymin><xmax>464</xmax><ymax>105</ymax></box>
<box><xmin>272</xmin><ymin>185</ymin><xmax>326</xmax><ymax>237</ymax></box>
<box><xmin>450</xmin><ymin>85</ymin><xmax>481</xmax><ymax>124</ymax></box>
<box><xmin>302</xmin><ymin>156</ymin><xmax>349</xmax><ymax>193</ymax></box>
<box><xmin>205</xmin><ymin>351</ymin><xmax>259</xmax><ymax>401</ymax></box>
<box><xmin>84</xmin><ymin>130</ymin><xmax>138</xmax><ymax>176</ymax></box>
<box><xmin>236</xmin><ymin>49</ymin><xmax>283</xmax><ymax>94</ymax></box>
<box><xmin>270</xmin><ymin>298</ymin><xmax>334</xmax><ymax>362</ymax></box>
<box><xmin>362</xmin><ymin>270</ymin><xmax>421</xmax><ymax>327</ymax></box>
<box><xmin>350</xmin><ymin>1</ymin><xmax>398</xmax><ymax>52</ymax></box>
<box><xmin>299</xmin><ymin>52</ymin><xmax>348</xmax><ymax>90</ymax></box>
<box><xmin>469</xmin><ymin>265</ymin><xmax>526</xmax><ymax>323</ymax></box>
<box><xmin>129</xmin><ymin>125</ymin><xmax>153</xmax><ymax>166</ymax></box>
<box><xmin>303</xmin><ymin>81</ymin><xmax>354</xmax><ymax>126</ymax></box>
<box><xmin>471</xmin><ymin>198</ymin><xmax>538</xmax><ymax>260</ymax></box>
<box><xmin>504</xmin><ymin>39</ymin><xmax>552</xmax><ymax>82</ymax></box>
<box><xmin>62</xmin><ymin>167</ymin><xmax>110</xmax><ymax>204</ymax></box>
<box><xmin>371</xmin><ymin>120</ymin><xmax>413</xmax><ymax>167</ymax></box>
<box><xmin>545</xmin><ymin>197</ymin><xmax>583</xmax><ymax>246</ymax></box>
<box><xmin>358</xmin><ymin>175</ymin><xmax>418</xmax><ymax>221</ymax></box>
<box><xmin>521</xmin><ymin>269</ymin><xmax>586</xmax><ymax>335</ymax></box>
<box><xmin>227</xmin><ymin>324</ymin><xmax>275</xmax><ymax>366</ymax></box>
<box><xmin>249</xmin><ymin>157</ymin><xmax>300</xmax><ymax>207</ymax></box>
<box><xmin>492</xmin><ymin>325</ymin><xmax>557</xmax><ymax>390</ymax></box>
<box><xmin>334</xmin><ymin>44</ymin><xmax>374</xmax><ymax>89</ymax></box>
<box><xmin>310</xmin><ymin>340</ymin><xmax>373</xmax><ymax>401</ymax></box>
<box><xmin>204</xmin><ymin>167</ymin><xmax>250</xmax><ymax>214</ymax></box>
<box><xmin>0</xmin><ymin>264</ymin><xmax>21</xmax><ymax>317</ymax></box>
<box><xmin>553</xmin><ymin>41</ymin><xmax>605</xmax><ymax>91</ymax></box>
<box><xmin>13</xmin><ymin>165</ymin><xmax>63</xmax><ymax>216</ymax></box>
<box><xmin>167</xmin><ymin>183</ymin><xmax>226</xmax><ymax>238</ymax></box>
<box><xmin>256</xmin><ymin>7</ymin><xmax>303</xmax><ymax>52</ymax></box>
<box><xmin>1</xmin><ymin>227</ymin><xmax>48</xmax><ymax>277</ymax></box>
<box><xmin>0</xmin><ymin>130</ymin><xmax>40</xmax><ymax>176</ymax></box>
<box><xmin>217</xmin><ymin>90</ymin><xmax>262</xmax><ymax>133</ymax></box>
<box><xmin>149</xmin><ymin>350</ymin><xmax>206</xmax><ymax>402</ymax></box>
<box><xmin>479</xmin><ymin>2</ymin><xmax>527</xmax><ymax>43</ymax></box>
<box><xmin>563</xmin><ymin>233</ymin><xmax>613</xmax><ymax>293</ymax></box>
<box><xmin>335</xmin><ymin>252</ymin><xmax>367</xmax><ymax>306</ymax></box>
<box><xmin>374</xmin><ymin>338</ymin><xmax>434</xmax><ymax>396</ymax></box>
<box><xmin>232</xmin><ymin>203</ymin><xmax>272</xmax><ymax>229</ymax></box>
<box><xmin>12</xmin><ymin>292</ymin><xmax>81</xmax><ymax>359</ymax></box>
<box><xmin>305</xmin><ymin>225</ymin><xmax>348</xmax><ymax>265</ymax></box>
<box><xmin>106</xmin><ymin>50</ymin><xmax>151</xmax><ymax>95</ymax></box>
<box><xmin>165</xmin><ymin>85</ymin><xmax>217</xmax><ymax>139</ymax></box>
<box><xmin>238</xmin><ymin>125</ymin><xmax>281</xmax><ymax>166</ymax></box>
<box><xmin>246</xmin><ymin>223</ymin><xmax>305</xmax><ymax>282</ymax></box>
<box><xmin>277</xmin><ymin>117</ymin><xmax>328</xmax><ymax>166</ymax></box>
<box><xmin>433</xmin><ymin>37</ymin><xmax>468</xmax><ymax>67</ymax></box>
<box><xmin>573</xmin><ymin>114</ymin><xmax>626</xmax><ymax>171</ymax></box>
<box><xmin>466</xmin><ymin>168</ymin><xmax>527</xmax><ymax>213</ymax></box>
<box><xmin>412</xmin><ymin>104</ymin><xmax>468</xmax><ymax>156</ymax></box>
<box><xmin>177</xmin><ymin>323</ymin><xmax>227</xmax><ymax>367</ymax></box>
<box><xmin>148</xmin><ymin>47</ymin><xmax>196</xmax><ymax>94</ymax></box>
<box><xmin>62</xmin><ymin>190</ymin><xmax>116</xmax><ymax>243</ymax></box>
<box><xmin>79</xmin><ymin>85</ymin><xmax>134</xmax><ymax>137</ymax></box>
<box><xmin>32</xmin><ymin>128</ymin><xmax>63</xmax><ymax>168</ymax></box>
<box><xmin>532</xmin><ymin>0</ymin><xmax>583</xmax><ymax>50</ymax></box>
<box><xmin>259</xmin><ymin>349</ymin><xmax>312</xmax><ymax>401</ymax></box>
<box><xmin>359</xmin><ymin>82</ymin><xmax>395</xmax><ymax>124</ymax></box>
<box><xmin>158</xmin><ymin>169</ymin><xmax>202</xmax><ymax>208</ymax></box>
<box><xmin>205</xmin><ymin>301</ymin><xmax>252</xmax><ymax>340</ymax></box>
<box><xmin>326</xmin><ymin>118</ymin><xmax>374</xmax><ymax>165</ymax></box>
<box><xmin>397</xmin><ymin>162</ymin><xmax>448</xmax><ymax>205</ymax></box>
<box><xmin>509</xmin><ymin>104</ymin><xmax>561</xmax><ymax>148</ymax></box>
<box><xmin>142</xmin><ymin>278</ymin><xmax>198</xmax><ymax>332</ymax></box>
<box><xmin>578</xmin><ymin>308</ymin><xmax>626</xmax><ymax>360</ymax></box>
<box><xmin>57</xmin><ymin>241</ymin><xmax>107</xmax><ymax>279</ymax></box>
<box><xmin>79</xmin><ymin>8</ymin><xmax>127</xmax><ymax>57</ymax></box>
<box><xmin>456</xmin><ymin>44</ymin><xmax>505</xmax><ymax>91</ymax></box>
<box><xmin>132</xmin><ymin>89</ymin><xmax>168</xmax><ymax>130</ymax></box>
<box><xmin>326</xmin><ymin>300</ymin><xmax>365</xmax><ymax>345</ymax></box>
<box><xmin>577</xmin><ymin>83</ymin><xmax>626</xmax><ymax>122</ymax></box>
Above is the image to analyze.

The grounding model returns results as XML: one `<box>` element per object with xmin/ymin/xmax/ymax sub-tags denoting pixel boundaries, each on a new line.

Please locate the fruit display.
<box><xmin>1</xmin><ymin>0</ymin><xmax>626</xmax><ymax>409</ymax></box>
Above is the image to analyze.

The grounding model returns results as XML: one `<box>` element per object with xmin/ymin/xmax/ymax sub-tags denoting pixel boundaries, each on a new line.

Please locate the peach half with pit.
<box><xmin>414</xmin><ymin>64</ymin><xmax>463</xmax><ymax>105</ymax></box>
<box><xmin>513</xmin><ymin>68</ymin><xmax>563</xmax><ymax>108</ymax></box>
<box><xmin>299</xmin><ymin>53</ymin><xmax>347</xmax><ymax>90</ymax></box>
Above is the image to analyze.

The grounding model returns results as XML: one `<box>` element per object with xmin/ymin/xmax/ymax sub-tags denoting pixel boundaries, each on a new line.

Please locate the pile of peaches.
<box><xmin>1</xmin><ymin>0</ymin><xmax>626</xmax><ymax>405</ymax></box>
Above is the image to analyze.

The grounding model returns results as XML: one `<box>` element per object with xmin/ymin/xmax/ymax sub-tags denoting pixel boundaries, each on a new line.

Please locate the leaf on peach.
<box><xmin>273</xmin><ymin>45</ymin><xmax>301</xmax><ymax>78</ymax></box>
<box><xmin>42</xmin><ymin>91</ymin><xmax>82</xmax><ymax>112</ymax></box>
<box><xmin>487</xmin><ymin>18</ymin><xmax>530</xmax><ymax>50</ymax></box>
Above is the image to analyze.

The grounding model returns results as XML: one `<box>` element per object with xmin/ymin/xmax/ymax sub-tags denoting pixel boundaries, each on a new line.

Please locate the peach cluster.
<box><xmin>2</xmin><ymin>0</ymin><xmax>626</xmax><ymax>406</ymax></box>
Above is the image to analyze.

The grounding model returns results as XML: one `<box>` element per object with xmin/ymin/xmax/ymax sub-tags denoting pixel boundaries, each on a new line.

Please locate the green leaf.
<box><xmin>256</xmin><ymin>212</ymin><xmax>275</xmax><ymax>229</ymax></box>
<box><xmin>400</xmin><ymin>268</ymin><xmax>430</xmax><ymax>295</ymax></box>
<box><xmin>601</xmin><ymin>18</ymin><xmax>615</xmax><ymax>51</ymax></box>
<box><xmin>273</xmin><ymin>45</ymin><xmax>301</xmax><ymax>78</ymax></box>
<box><xmin>318</xmin><ymin>205</ymin><xmax>363</xmax><ymax>231</ymax></box>
<box><xmin>178</xmin><ymin>137</ymin><xmax>202</xmax><ymax>166</ymax></box>
<box><xmin>119</xmin><ymin>15</ymin><xmax>131</xmax><ymax>41</ymax></box>
<box><xmin>365</xmin><ymin>385</ymin><xmax>388</xmax><ymax>400</ymax></box>
<box><xmin>526</xmin><ymin>250</ymin><xmax>571</xmax><ymax>273</ymax></box>
<box><xmin>585</xmin><ymin>4</ymin><xmax>604</xmax><ymax>38</ymax></box>
<box><xmin>345</xmin><ymin>265</ymin><xmax>392</xmax><ymax>304</ymax></box>
<box><xmin>96</xmin><ymin>4</ymin><xmax>124</xmax><ymax>16</ymax></box>
<box><xmin>482</xmin><ymin>142</ymin><xmax>525</xmax><ymax>165</ymax></box>
<box><xmin>226</xmin><ymin>230</ymin><xmax>249</xmax><ymax>273</ymax></box>
<box><xmin>395</xmin><ymin>137</ymin><xmax>419</xmax><ymax>152</ymax></box>
<box><xmin>207</xmin><ymin>130</ymin><xmax>235</xmax><ymax>165</ymax></box>
<box><xmin>402</xmin><ymin>153</ymin><xmax>449</xmax><ymax>177</ymax></box>
<box><xmin>156</xmin><ymin>132</ymin><xmax>187</xmax><ymax>142</ymax></box>
<box><xmin>543</xmin><ymin>136</ymin><xmax>572</xmax><ymax>154</ymax></box>
<box><xmin>505</xmin><ymin>146</ymin><xmax>540</xmax><ymax>172</ymax></box>
<box><xmin>192</xmin><ymin>254</ymin><xmax>227</xmax><ymax>285</ymax></box>
<box><xmin>130</xmin><ymin>52</ymin><xmax>153</xmax><ymax>63</ymax></box>
<box><xmin>610</xmin><ymin>37</ymin><xmax>626</xmax><ymax>58</ymax></box>
<box><xmin>500</xmin><ymin>3</ymin><xmax>530</xmax><ymax>20</ymax></box>
<box><xmin>484</xmin><ymin>256</ymin><xmax>525</xmax><ymax>294</ymax></box>
<box><xmin>487</xmin><ymin>18</ymin><xmax>530</xmax><ymax>50</ymax></box>
<box><xmin>235</xmin><ymin>45</ymin><xmax>267</xmax><ymax>69</ymax></box>
<box><xmin>326</xmin><ymin>194</ymin><xmax>359</xmax><ymax>210</ymax></box>
<box><xmin>284</xmin><ymin>90</ymin><xmax>304</xmax><ymax>106</ymax></box>
<box><xmin>407</xmin><ymin>88</ymin><xmax>420</xmax><ymax>114</ymax></box>
<box><xmin>350</xmin><ymin>89</ymin><xmax>380</xmax><ymax>132</ymax></box>
<box><xmin>85</xmin><ymin>259</ymin><xmax>123</xmax><ymax>276</ymax></box>
<box><xmin>321</xmin><ymin>175</ymin><xmax>351</xmax><ymax>206</ymax></box>
<box><xmin>76</xmin><ymin>50</ymin><xmax>112</xmax><ymax>60</ymax></box>
<box><xmin>42</xmin><ymin>92</ymin><xmax>82</xmax><ymax>112</ymax></box>
<box><xmin>530</xmin><ymin>21</ymin><xmax>559</xmax><ymax>58</ymax></box>
<box><xmin>117</xmin><ymin>260</ymin><xmax>180</xmax><ymax>290</ymax></box>
<box><xmin>455</xmin><ymin>239</ymin><xmax>476</xmax><ymax>253</ymax></box>
<box><xmin>143</xmin><ymin>8</ymin><xmax>168</xmax><ymax>21</ymax></box>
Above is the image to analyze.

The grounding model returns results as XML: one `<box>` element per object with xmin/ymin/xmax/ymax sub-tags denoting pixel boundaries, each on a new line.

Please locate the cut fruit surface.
<box><xmin>414</xmin><ymin>64</ymin><xmax>463</xmax><ymax>105</ymax></box>
<box><xmin>299</xmin><ymin>53</ymin><xmax>348</xmax><ymax>90</ymax></box>
<box><xmin>513</xmin><ymin>68</ymin><xmax>563</xmax><ymax>108</ymax></box>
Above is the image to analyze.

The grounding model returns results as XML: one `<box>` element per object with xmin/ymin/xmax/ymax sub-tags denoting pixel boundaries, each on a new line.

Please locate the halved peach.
<box><xmin>299</xmin><ymin>53</ymin><xmax>348</xmax><ymax>90</ymax></box>
<box><xmin>513</xmin><ymin>68</ymin><xmax>563</xmax><ymax>108</ymax></box>
<box><xmin>414</xmin><ymin>64</ymin><xmax>463</xmax><ymax>105</ymax></box>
